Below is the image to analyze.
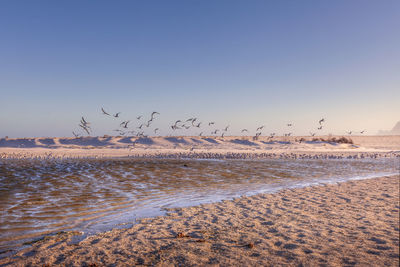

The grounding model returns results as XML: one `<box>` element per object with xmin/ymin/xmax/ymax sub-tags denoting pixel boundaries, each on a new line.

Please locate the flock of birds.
<box><xmin>72</xmin><ymin>108</ymin><xmax>366</xmax><ymax>139</ymax></box>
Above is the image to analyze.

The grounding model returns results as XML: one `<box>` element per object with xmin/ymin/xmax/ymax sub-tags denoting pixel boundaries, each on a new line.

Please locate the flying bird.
<box><xmin>208</xmin><ymin>122</ymin><xmax>215</xmax><ymax>126</ymax></box>
<box><xmin>151</xmin><ymin>111</ymin><xmax>160</xmax><ymax>119</ymax></box>
<box><xmin>136</xmin><ymin>115</ymin><xmax>142</xmax><ymax>120</ymax></box>
<box><xmin>256</xmin><ymin>126</ymin><xmax>265</xmax><ymax>131</ymax></box>
<box><xmin>360</xmin><ymin>130</ymin><xmax>366</xmax><ymax>134</ymax></box>
<box><xmin>346</xmin><ymin>131</ymin><xmax>352</xmax><ymax>135</ymax></box>
<box><xmin>317</xmin><ymin>126</ymin><xmax>323</xmax><ymax>130</ymax></box>
<box><xmin>241</xmin><ymin>129</ymin><xmax>248</xmax><ymax>133</ymax></box>
<box><xmin>79</xmin><ymin>124</ymin><xmax>90</xmax><ymax>135</ymax></box>
<box><xmin>81</xmin><ymin>117</ymin><xmax>90</xmax><ymax>126</ymax></box>
<box><xmin>154</xmin><ymin>128</ymin><xmax>159</xmax><ymax>134</ymax></box>
<box><xmin>101</xmin><ymin>108</ymin><xmax>110</xmax><ymax>116</ymax></box>
<box><xmin>72</xmin><ymin>131</ymin><xmax>80</xmax><ymax>138</ymax></box>
<box><xmin>310</xmin><ymin>132</ymin><xmax>316</xmax><ymax>136</ymax></box>
<box><xmin>319</xmin><ymin>118</ymin><xmax>325</xmax><ymax>125</ymax></box>
<box><xmin>113</xmin><ymin>112</ymin><xmax>121</xmax><ymax>118</ymax></box>
<box><xmin>122</xmin><ymin>121</ymin><xmax>130</xmax><ymax>128</ymax></box>
<box><xmin>223</xmin><ymin>125</ymin><xmax>229</xmax><ymax>131</ymax></box>
<box><xmin>287</xmin><ymin>123</ymin><xmax>292</xmax><ymax>127</ymax></box>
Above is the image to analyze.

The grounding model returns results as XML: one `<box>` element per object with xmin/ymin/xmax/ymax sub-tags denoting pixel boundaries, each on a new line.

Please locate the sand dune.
<box><xmin>0</xmin><ymin>135</ymin><xmax>399</xmax><ymax>159</ymax></box>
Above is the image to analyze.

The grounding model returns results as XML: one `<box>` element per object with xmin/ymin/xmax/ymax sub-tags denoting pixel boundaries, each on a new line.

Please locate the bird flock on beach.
<box><xmin>73</xmin><ymin>108</ymin><xmax>366</xmax><ymax>139</ymax></box>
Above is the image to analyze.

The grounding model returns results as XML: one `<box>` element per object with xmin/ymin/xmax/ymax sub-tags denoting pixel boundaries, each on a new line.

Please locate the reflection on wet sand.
<box><xmin>0</xmin><ymin>158</ymin><xmax>397</xmax><ymax>252</ymax></box>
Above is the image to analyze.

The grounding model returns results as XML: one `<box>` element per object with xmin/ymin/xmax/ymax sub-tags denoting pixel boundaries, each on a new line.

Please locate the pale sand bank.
<box><xmin>2</xmin><ymin>175</ymin><xmax>398</xmax><ymax>266</ymax></box>
<box><xmin>0</xmin><ymin>135</ymin><xmax>399</xmax><ymax>159</ymax></box>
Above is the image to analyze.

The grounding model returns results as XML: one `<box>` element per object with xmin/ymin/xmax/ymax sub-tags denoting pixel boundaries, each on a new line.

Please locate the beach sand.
<box><xmin>2</xmin><ymin>175</ymin><xmax>398</xmax><ymax>266</ymax></box>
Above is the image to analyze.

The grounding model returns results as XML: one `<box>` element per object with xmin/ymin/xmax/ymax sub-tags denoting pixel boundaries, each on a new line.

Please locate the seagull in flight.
<box><xmin>154</xmin><ymin>128</ymin><xmax>159</xmax><ymax>134</ymax></box>
<box><xmin>101</xmin><ymin>107</ymin><xmax>110</xmax><ymax>116</ymax></box>
<box><xmin>136</xmin><ymin>115</ymin><xmax>142</xmax><ymax>120</ymax></box>
<box><xmin>208</xmin><ymin>122</ymin><xmax>215</xmax><ymax>126</ymax></box>
<box><xmin>223</xmin><ymin>125</ymin><xmax>229</xmax><ymax>131</ymax></box>
<box><xmin>317</xmin><ymin>126</ymin><xmax>323</xmax><ymax>130</ymax></box>
<box><xmin>151</xmin><ymin>111</ymin><xmax>160</xmax><ymax>120</ymax></box>
<box><xmin>79</xmin><ymin>124</ymin><xmax>91</xmax><ymax>135</ymax></box>
<box><xmin>191</xmin><ymin>118</ymin><xmax>198</xmax><ymax>125</ymax></box>
<box><xmin>360</xmin><ymin>130</ymin><xmax>366</xmax><ymax>134</ymax></box>
<box><xmin>310</xmin><ymin>132</ymin><xmax>316</xmax><ymax>136</ymax></box>
<box><xmin>241</xmin><ymin>129</ymin><xmax>248</xmax><ymax>133</ymax></box>
<box><xmin>81</xmin><ymin>117</ymin><xmax>90</xmax><ymax>126</ymax></box>
<box><xmin>72</xmin><ymin>131</ymin><xmax>80</xmax><ymax>138</ymax></box>
<box><xmin>122</xmin><ymin>121</ymin><xmax>130</xmax><ymax>128</ymax></box>
<box><xmin>113</xmin><ymin>112</ymin><xmax>121</xmax><ymax>118</ymax></box>
<box><xmin>287</xmin><ymin>123</ymin><xmax>292</xmax><ymax>127</ymax></box>
<box><xmin>256</xmin><ymin>126</ymin><xmax>265</xmax><ymax>131</ymax></box>
<box><xmin>171</xmin><ymin>125</ymin><xmax>181</xmax><ymax>130</ymax></box>
<box><xmin>319</xmin><ymin>118</ymin><xmax>325</xmax><ymax>125</ymax></box>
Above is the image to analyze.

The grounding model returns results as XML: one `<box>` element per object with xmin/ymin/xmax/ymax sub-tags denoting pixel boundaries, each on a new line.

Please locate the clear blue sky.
<box><xmin>1</xmin><ymin>0</ymin><xmax>399</xmax><ymax>137</ymax></box>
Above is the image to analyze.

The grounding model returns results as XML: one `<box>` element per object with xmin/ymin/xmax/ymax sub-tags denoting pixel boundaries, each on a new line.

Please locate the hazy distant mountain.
<box><xmin>378</xmin><ymin>121</ymin><xmax>400</xmax><ymax>135</ymax></box>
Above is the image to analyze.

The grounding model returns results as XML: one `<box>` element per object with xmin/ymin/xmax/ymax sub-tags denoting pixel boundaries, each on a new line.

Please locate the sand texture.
<box><xmin>2</xmin><ymin>175</ymin><xmax>399</xmax><ymax>266</ymax></box>
<box><xmin>0</xmin><ymin>135</ymin><xmax>399</xmax><ymax>159</ymax></box>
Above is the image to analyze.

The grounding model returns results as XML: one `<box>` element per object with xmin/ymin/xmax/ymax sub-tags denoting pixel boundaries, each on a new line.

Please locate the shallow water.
<box><xmin>0</xmin><ymin>158</ymin><xmax>398</xmax><ymax>253</ymax></box>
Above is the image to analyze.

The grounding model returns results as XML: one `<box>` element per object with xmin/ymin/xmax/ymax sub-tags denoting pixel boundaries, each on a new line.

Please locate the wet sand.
<box><xmin>1</xmin><ymin>175</ymin><xmax>398</xmax><ymax>266</ymax></box>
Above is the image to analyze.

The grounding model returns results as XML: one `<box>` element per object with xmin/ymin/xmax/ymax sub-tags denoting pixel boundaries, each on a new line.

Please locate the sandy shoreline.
<box><xmin>1</xmin><ymin>175</ymin><xmax>398</xmax><ymax>266</ymax></box>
